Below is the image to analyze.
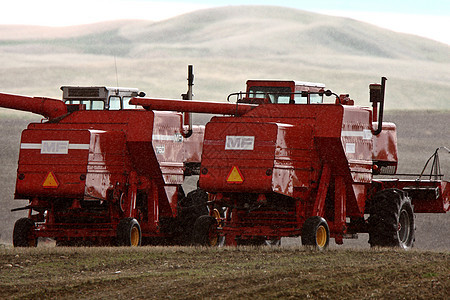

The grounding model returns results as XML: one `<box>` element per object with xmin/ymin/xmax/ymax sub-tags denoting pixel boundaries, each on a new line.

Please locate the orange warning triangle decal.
<box><xmin>43</xmin><ymin>172</ymin><xmax>59</xmax><ymax>188</ymax></box>
<box><xmin>226</xmin><ymin>166</ymin><xmax>244</xmax><ymax>183</ymax></box>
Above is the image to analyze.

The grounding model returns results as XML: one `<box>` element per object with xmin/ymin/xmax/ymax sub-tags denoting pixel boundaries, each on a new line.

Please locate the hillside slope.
<box><xmin>0</xmin><ymin>5</ymin><xmax>449</xmax><ymax>109</ymax></box>
<box><xmin>123</xmin><ymin>6</ymin><xmax>450</xmax><ymax>62</ymax></box>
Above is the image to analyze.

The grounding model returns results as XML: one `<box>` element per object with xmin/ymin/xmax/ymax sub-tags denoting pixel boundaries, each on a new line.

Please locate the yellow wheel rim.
<box><xmin>212</xmin><ymin>209</ymin><xmax>221</xmax><ymax>225</ymax></box>
<box><xmin>209</xmin><ymin>209</ymin><xmax>222</xmax><ymax>246</ymax></box>
<box><xmin>212</xmin><ymin>208</ymin><xmax>220</xmax><ymax>219</ymax></box>
<box><xmin>316</xmin><ymin>225</ymin><xmax>327</xmax><ymax>248</ymax></box>
<box><xmin>130</xmin><ymin>226</ymin><xmax>140</xmax><ymax>246</ymax></box>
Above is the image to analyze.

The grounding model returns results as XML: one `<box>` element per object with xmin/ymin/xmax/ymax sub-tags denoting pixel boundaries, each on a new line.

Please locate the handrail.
<box><xmin>419</xmin><ymin>147</ymin><xmax>450</xmax><ymax>181</ymax></box>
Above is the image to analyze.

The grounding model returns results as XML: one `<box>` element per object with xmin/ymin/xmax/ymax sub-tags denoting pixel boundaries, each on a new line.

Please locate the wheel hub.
<box><xmin>130</xmin><ymin>226</ymin><xmax>140</xmax><ymax>246</ymax></box>
<box><xmin>398</xmin><ymin>210</ymin><xmax>410</xmax><ymax>243</ymax></box>
<box><xmin>316</xmin><ymin>225</ymin><xmax>327</xmax><ymax>248</ymax></box>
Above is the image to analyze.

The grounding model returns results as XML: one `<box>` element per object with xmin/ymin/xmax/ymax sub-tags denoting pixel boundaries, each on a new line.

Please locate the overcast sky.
<box><xmin>2</xmin><ymin>0</ymin><xmax>450</xmax><ymax>45</ymax></box>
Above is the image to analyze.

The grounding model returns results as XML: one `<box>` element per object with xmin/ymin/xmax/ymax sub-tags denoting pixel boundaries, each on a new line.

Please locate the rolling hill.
<box><xmin>0</xmin><ymin>5</ymin><xmax>449</xmax><ymax>109</ymax></box>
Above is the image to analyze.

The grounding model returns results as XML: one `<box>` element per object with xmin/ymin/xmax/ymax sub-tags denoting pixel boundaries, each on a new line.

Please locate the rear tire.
<box><xmin>177</xmin><ymin>188</ymin><xmax>210</xmax><ymax>245</ymax></box>
<box><xmin>13</xmin><ymin>218</ymin><xmax>37</xmax><ymax>247</ymax></box>
<box><xmin>368</xmin><ymin>189</ymin><xmax>415</xmax><ymax>249</ymax></box>
<box><xmin>192</xmin><ymin>215</ymin><xmax>220</xmax><ymax>246</ymax></box>
<box><xmin>301</xmin><ymin>216</ymin><xmax>330</xmax><ymax>250</ymax></box>
<box><xmin>117</xmin><ymin>218</ymin><xmax>141</xmax><ymax>246</ymax></box>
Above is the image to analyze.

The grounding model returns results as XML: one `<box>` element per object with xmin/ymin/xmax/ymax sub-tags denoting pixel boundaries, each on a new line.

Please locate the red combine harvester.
<box><xmin>133</xmin><ymin>77</ymin><xmax>449</xmax><ymax>249</ymax></box>
<box><xmin>3</xmin><ymin>67</ymin><xmax>209</xmax><ymax>247</ymax></box>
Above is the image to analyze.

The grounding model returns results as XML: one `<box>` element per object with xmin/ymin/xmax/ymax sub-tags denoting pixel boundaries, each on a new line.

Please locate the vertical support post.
<box><xmin>152</xmin><ymin>180</ymin><xmax>159</xmax><ymax>229</ymax></box>
<box><xmin>127</xmin><ymin>171</ymin><xmax>138</xmax><ymax>218</ymax></box>
<box><xmin>334</xmin><ymin>176</ymin><xmax>346</xmax><ymax>244</ymax></box>
<box><xmin>48</xmin><ymin>199</ymin><xmax>55</xmax><ymax>225</ymax></box>
<box><xmin>225</xmin><ymin>200</ymin><xmax>239</xmax><ymax>246</ymax></box>
<box><xmin>295</xmin><ymin>197</ymin><xmax>304</xmax><ymax>226</ymax></box>
<box><xmin>313</xmin><ymin>164</ymin><xmax>331</xmax><ymax>217</ymax></box>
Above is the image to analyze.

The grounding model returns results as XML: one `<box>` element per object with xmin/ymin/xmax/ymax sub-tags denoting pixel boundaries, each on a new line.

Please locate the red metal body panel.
<box><xmin>372</xmin><ymin>122</ymin><xmax>398</xmax><ymax>173</ymax></box>
<box><xmin>85</xmin><ymin>130</ymin><xmax>128</xmax><ymax>200</ymax></box>
<box><xmin>200</xmin><ymin>104</ymin><xmax>373</xmax><ymax>213</ymax></box>
<box><xmin>11</xmin><ymin>105</ymin><xmax>205</xmax><ymax>243</ymax></box>
<box><xmin>17</xmin><ymin>129</ymin><xmax>89</xmax><ymax>198</ymax></box>
<box><xmin>183</xmin><ymin>126</ymin><xmax>205</xmax><ymax>163</ymax></box>
<box><xmin>201</xmin><ymin>121</ymin><xmax>281</xmax><ymax>193</ymax></box>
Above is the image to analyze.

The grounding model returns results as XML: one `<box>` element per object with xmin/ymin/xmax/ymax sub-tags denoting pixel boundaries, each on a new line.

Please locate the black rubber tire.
<box><xmin>117</xmin><ymin>218</ymin><xmax>141</xmax><ymax>246</ymax></box>
<box><xmin>186</xmin><ymin>188</ymin><xmax>209</xmax><ymax>217</ymax></box>
<box><xmin>301</xmin><ymin>216</ymin><xmax>330</xmax><ymax>250</ymax></box>
<box><xmin>176</xmin><ymin>188</ymin><xmax>210</xmax><ymax>245</ymax></box>
<box><xmin>192</xmin><ymin>215</ymin><xmax>219</xmax><ymax>246</ymax></box>
<box><xmin>13</xmin><ymin>218</ymin><xmax>37</xmax><ymax>247</ymax></box>
<box><xmin>368</xmin><ymin>189</ymin><xmax>415</xmax><ymax>249</ymax></box>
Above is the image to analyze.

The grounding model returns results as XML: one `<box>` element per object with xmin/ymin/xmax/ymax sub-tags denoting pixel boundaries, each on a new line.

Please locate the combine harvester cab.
<box><xmin>195</xmin><ymin>78</ymin><xmax>449</xmax><ymax>248</ymax></box>
<box><xmin>3</xmin><ymin>70</ymin><xmax>207</xmax><ymax>247</ymax></box>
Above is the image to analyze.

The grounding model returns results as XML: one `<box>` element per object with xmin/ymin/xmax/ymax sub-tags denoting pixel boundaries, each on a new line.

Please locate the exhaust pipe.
<box><xmin>181</xmin><ymin>65</ymin><xmax>194</xmax><ymax>138</ymax></box>
<box><xmin>370</xmin><ymin>77</ymin><xmax>386</xmax><ymax>135</ymax></box>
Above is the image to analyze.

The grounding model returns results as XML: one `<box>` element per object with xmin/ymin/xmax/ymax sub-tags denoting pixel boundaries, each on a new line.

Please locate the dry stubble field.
<box><xmin>0</xmin><ymin>246</ymin><xmax>448</xmax><ymax>299</ymax></box>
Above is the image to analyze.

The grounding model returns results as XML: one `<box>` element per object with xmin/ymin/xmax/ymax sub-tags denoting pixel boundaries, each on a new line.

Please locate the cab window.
<box><xmin>309</xmin><ymin>94</ymin><xmax>323</xmax><ymax>104</ymax></box>
<box><xmin>293</xmin><ymin>92</ymin><xmax>323</xmax><ymax>104</ymax></box>
<box><xmin>109</xmin><ymin>96</ymin><xmax>121</xmax><ymax>110</ymax></box>
<box><xmin>91</xmin><ymin>100</ymin><xmax>104</xmax><ymax>110</ymax></box>
<box><xmin>123</xmin><ymin>96</ymin><xmax>137</xmax><ymax>109</ymax></box>
<box><xmin>294</xmin><ymin>93</ymin><xmax>308</xmax><ymax>104</ymax></box>
<box><xmin>248</xmin><ymin>86</ymin><xmax>292</xmax><ymax>103</ymax></box>
<box><xmin>65</xmin><ymin>100</ymin><xmax>105</xmax><ymax>110</ymax></box>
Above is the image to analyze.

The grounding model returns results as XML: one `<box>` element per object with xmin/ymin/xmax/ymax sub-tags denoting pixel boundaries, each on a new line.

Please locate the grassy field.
<box><xmin>0</xmin><ymin>246</ymin><xmax>448</xmax><ymax>299</ymax></box>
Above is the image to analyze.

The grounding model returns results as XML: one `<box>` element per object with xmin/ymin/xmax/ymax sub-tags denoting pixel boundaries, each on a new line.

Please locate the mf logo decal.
<box><xmin>174</xmin><ymin>133</ymin><xmax>183</xmax><ymax>142</ymax></box>
<box><xmin>20</xmin><ymin>141</ymin><xmax>90</xmax><ymax>154</ymax></box>
<box><xmin>41</xmin><ymin>141</ymin><xmax>69</xmax><ymax>154</ymax></box>
<box><xmin>152</xmin><ymin>134</ymin><xmax>183</xmax><ymax>143</ymax></box>
<box><xmin>225</xmin><ymin>136</ymin><xmax>255</xmax><ymax>150</ymax></box>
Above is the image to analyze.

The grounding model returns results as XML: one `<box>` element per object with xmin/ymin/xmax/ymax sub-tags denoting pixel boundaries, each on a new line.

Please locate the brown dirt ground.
<box><xmin>0</xmin><ymin>246</ymin><xmax>448</xmax><ymax>299</ymax></box>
